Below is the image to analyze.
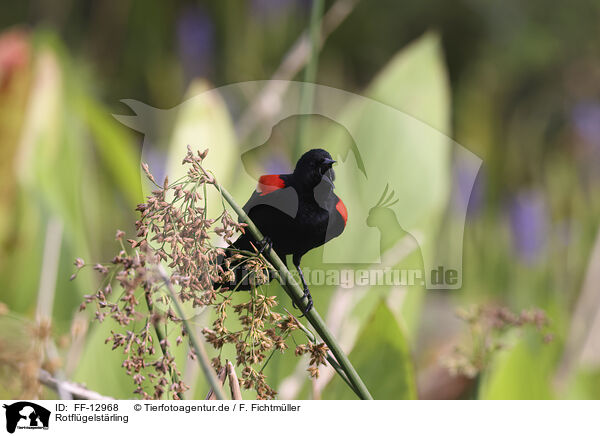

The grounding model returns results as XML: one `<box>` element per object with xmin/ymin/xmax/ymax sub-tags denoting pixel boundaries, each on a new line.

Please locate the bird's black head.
<box><xmin>293</xmin><ymin>148</ymin><xmax>336</xmax><ymax>190</ymax></box>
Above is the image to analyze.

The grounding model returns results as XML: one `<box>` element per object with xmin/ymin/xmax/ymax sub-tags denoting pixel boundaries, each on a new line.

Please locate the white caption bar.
<box><xmin>1</xmin><ymin>400</ymin><xmax>597</xmax><ymax>435</ymax></box>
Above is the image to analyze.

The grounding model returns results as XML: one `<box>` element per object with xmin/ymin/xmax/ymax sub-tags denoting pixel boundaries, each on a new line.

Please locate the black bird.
<box><xmin>224</xmin><ymin>149</ymin><xmax>347</xmax><ymax>315</ymax></box>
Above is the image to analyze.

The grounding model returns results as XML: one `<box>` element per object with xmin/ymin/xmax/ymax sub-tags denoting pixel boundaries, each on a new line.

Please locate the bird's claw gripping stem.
<box><xmin>256</xmin><ymin>236</ymin><xmax>273</xmax><ymax>256</ymax></box>
<box><xmin>292</xmin><ymin>260</ymin><xmax>313</xmax><ymax>316</ymax></box>
<box><xmin>292</xmin><ymin>286</ymin><xmax>313</xmax><ymax>317</ymax></box>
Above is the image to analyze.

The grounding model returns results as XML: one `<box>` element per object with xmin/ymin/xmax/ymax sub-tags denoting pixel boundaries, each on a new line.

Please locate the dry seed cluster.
<box><xmin>444</xmin><ymin>304</ymin><xmax>553</xmax><ymax>378</ymax></box>
<box><xmin>75</xmin><ymin>147</ymin><xmax>328</xmax><ymax>399</ymax></box>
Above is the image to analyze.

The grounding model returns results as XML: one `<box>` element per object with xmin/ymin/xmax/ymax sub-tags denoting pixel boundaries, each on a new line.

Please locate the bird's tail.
<box><xmin>212</xmin><ymin>237</ymin><xmax>274</xmax><ymax>291</ymax></box>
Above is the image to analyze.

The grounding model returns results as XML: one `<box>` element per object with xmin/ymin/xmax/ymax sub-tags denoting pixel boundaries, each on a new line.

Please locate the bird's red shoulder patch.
<box><xmin>257</xmin><ymin>175</ymin><xmax>286</xmax><ymax>196</ymax></box>
<box><xmin>336</xmin><ymin>197</ymin><xmax>348</xmax><ymax>225</ymax></box>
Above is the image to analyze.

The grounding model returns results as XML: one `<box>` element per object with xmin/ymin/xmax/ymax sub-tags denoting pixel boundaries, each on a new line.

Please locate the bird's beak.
<box><xmin>323</xmin><ymin>158</ymin><xmax>336</xmax><ymax>168</ymax></box>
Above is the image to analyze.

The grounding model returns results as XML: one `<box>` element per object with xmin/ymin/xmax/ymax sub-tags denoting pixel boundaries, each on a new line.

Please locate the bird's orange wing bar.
<box><xmin>336</xmin><ymin>197</ymin><xmax>348</xmax><ymax>225</ymax></box>
<box><xmin>257</xmin><ymin>175</ymin><xmax>287</xmax><ymax>196</ymax></box>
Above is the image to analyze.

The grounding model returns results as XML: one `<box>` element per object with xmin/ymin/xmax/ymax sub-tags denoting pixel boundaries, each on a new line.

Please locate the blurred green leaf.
<box><xmin>567</xmin><ymin>369</ymin><xmax>600</xmax><ymax>400</ymax></box>
<box><xmin>320</xmin><ymin>32</ymin><xmax>451</xmax><ymax>339</ymax></box>
<box><xmin>480</xmin><ymin>332</ymin><xmax>558</xmax><ymax>399</ymax></box>
<box><xmin>368</xmin><ymin>32</ymin><xmax>450</xmax><ymax>135</ymax></box>
<box><xmin>75</xmin><ymin>93</ymin><xmax>142</xmax><ymax>207</ymax></box>
<box><xmin>165</xmin><ymin>80</ymin><xmax>239</xmax><ymax>222</ymax></box>
<box><xmin>72</xmin><ymin>320</ymin><xmax>136</xmax><ymax>398</ymax></box>
<box><xmin>322</xmin><ymin>300</ymin><xmax>416</xmax><ymax>399</ymax></box>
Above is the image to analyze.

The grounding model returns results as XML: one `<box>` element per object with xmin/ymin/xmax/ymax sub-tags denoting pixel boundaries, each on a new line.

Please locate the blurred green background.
<box><xmin>1</xmin><ymin>0</ymin><xmax>600</xmax><ymax>400</ymax></box>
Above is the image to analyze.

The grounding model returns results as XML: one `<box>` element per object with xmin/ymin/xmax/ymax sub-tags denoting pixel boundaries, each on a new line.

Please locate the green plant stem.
<box><xmin>283</xmin><ymin>309</ymin><xmax>361</xmax><ymax>397</ymax></box>
<box><xmin>157</xmin><ymin>266</ymin><xmax>227</xmax><ymax>400</ymax></box>
<box><xmin>295</xmin><ymin>0</ymin><xmax>325</xmax><ymax>157</ymax></box>
<box><xmin>216</xmin><ymin>184</ymin><xmax>373</xmax><ymax>400</ymax></box>
<box><xmin>144</xmin><ymin>290</ymin><xmax>185</xmax><ymax>400</ymax></box>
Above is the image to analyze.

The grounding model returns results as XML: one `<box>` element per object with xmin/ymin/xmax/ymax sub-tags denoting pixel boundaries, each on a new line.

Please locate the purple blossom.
<box><xmin>142</xmin><ymin>147</ymin><xmax>167</xmax><ymax>187</ymax></box>
<box><xmin>177</xmin><ymin>7</ymin><xmax>214</xmax><ymax>81</ymax></box>
<box><xmin>508</xmin><ymin>190</ymin><xmax>548</xmax><ymax>263</ymax></box>
<box><xmin>572</xmin><ymin>101</ymin><xmax>600</xmax><ymax>150</ymax></box>
<box><xmin>250</xmin><ymin>0</ymin><xmax>309</xmax><ymax>20</ymax></box>
<box><xmin>452</xmin><ymin>153</ymin><xmax>485</xmax><ymax>217</ymax></box>
<box><xmin>264</xmin><ymin>154</ymin><xmax>291</xmax><ymax>175</ymax></box>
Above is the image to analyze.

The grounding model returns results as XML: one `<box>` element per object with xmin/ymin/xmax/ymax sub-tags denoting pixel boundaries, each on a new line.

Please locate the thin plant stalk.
<box><xmin>157</xmin><ymin>266</ymin><xmax>227</xmax><ymax>400</ymax></box>
<box><xmin>144</xmin><ymin>291</ymin><xmax>185</xmax><ymax>400</ymax></box>
<box><xmin>39</xmin><ymin>369</ymin><xmax>112</xmax><ymax>400</ymax></box>
<box><xmin>205</xmin><ymin>367</ymin><xmax>228</xmax><ymax>400</ymax></box>
<box><xmin>282</xmin><ymin>309</ymin><xmax>360</xmax><ymax>397</ymax></box>
<box><xmin>295</xmin><ymin>0</ymin><xmax>325</xmax><ymax>157</ymax></box>
<box><xmin>236</xmin><ymin>0</ymin><xmax>360</xmax><ymax>142</ymax></box>
<box><xmin>227</xmin><ymin>361</ymin><xmax>243</xmax><ymax>400</ymax></box>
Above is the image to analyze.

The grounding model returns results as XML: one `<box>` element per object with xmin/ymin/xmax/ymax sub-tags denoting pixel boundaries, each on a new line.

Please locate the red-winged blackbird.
<box><xmin>224</xmin><ymin>148</ymin><xmax>347</xmax><ymax>315</ymax></box>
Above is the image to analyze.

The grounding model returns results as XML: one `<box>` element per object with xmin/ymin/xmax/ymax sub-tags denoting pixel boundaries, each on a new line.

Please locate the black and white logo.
<box><xmin>3</xmin><ymin>402</ymin><xmax>50</xmax><ymax>433</ymax></box>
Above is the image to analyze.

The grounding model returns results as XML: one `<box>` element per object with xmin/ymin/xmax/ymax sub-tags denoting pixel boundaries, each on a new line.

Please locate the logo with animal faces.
<box><xmin>114</xmin><ymin>80</ymin><xmax>481</xmax><ymax>289</ymax></box>
<box><xmin>3</xmin><ymin>402</ymin><xmax>50</xmax><ymax>433</ymax></box>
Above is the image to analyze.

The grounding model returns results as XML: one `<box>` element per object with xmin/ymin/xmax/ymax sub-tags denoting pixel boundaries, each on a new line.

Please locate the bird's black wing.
<box><xmin>232</xmin><ymin>174</ymin><xmax>300</xmax><ymax>256</ymax></box>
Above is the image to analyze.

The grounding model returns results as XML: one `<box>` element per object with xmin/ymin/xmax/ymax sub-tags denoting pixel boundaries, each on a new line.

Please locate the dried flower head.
<box><xmin>444</xmin><ymin>304</ymin><xmax>553</xmax><ymax>379</ymax></box>
<box><xmin>74</xmin><ymin>146</ymin><xmax>321</xmax><ymax>399</ymax></box>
